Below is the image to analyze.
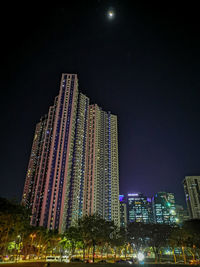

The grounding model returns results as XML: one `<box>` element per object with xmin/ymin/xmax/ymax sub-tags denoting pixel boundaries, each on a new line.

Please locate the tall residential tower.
<box><xmin>22</xmin><ymin>74</ymin><xmax>120</xmax><ymax>232</ymax></box>
<box><xmin>84</xmin><ymin>104</ymin><xmax>120</xmax><ymax>226</ymax></box>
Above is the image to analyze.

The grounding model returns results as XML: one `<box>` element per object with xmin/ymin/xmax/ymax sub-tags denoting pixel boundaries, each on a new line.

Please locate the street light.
<box><xmin>30</xmin><ymin>233</ymin><xmax>36</xmax><ymax>244</ymax></box>
<box><xmin>137</xmin><ymin>252</ymin><xmax>145</xmax><ymax>262</ymax></box>
<box><xmin>30</xmin><ymin>233</ymin><xmax>36</xmax><ymax>257</ymax></box>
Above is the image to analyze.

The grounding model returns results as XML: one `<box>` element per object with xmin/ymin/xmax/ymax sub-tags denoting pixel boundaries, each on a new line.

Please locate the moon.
<box><xmin>108</xmin><ymin>10</ymin><xmax>114</xmax><ymax>19</ymax></box>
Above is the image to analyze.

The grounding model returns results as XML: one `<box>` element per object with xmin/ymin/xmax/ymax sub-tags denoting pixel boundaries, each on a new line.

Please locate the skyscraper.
<box><xmin>67</xmin><ymin>93</ymin><xmax>89</xmax><ymax>227</ymax></box>
<box><xmin>22</xmin><ymin>115</ymin><xmax>48</xmax><ymax>210</ymax></box>
<box><xmin>22</xmin><ymin>73</ymin><xmax>120</xmax><ymax>232</ymax></box>
<box><xmin>84</xmin><ymin>104</ymin><xmax>120</xmax><ymax>226</ymax></box>
<box><xmin>152</xmin><ymin>192</ymin><xmax>177</xmax><ymax>224</ymax></box>
<box><xmin>127</xmin><ymin>193</ymin><xmax>152</xmax><ymax>223</ymax></box>
<box><xmin>183</xmin><ymin>176</ymin><xmax>200</xmax><ymax>219</ymax></box>
<box><xmin>29</xmin><ymin>98</ymin><xmax>57</xmax><ymax>226</ymax></box>
<box><xmin>39</xmin><ymin>74</ymin><xmax>79</xmax><ymax>233</ymax></box>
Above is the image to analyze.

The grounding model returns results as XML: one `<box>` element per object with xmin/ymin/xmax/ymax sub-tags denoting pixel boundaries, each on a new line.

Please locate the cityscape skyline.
<box><xmin>2</xmin><ymin>4</ymin><xmax>200</xmax><ymax>209</ymax></box>
<box><xmin>1</xmin><ymin>4</ymin><xmax>200</xmax><ymax>265</ymax></box>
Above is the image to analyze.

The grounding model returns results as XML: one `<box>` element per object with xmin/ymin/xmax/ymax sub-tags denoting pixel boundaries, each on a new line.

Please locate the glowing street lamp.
<box><xmin>137</xmin><ymin>252</ymin><xmax>145</xmax><ymax>262</ymax></box>
<box><xmin>30</xmin><ymin>233</ymin><xmax>36</xmax><ymax>245</ymax></box>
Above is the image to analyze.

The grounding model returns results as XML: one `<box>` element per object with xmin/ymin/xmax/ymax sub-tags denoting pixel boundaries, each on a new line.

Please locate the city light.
<box><xmin>170</xmin><ymin>209</ymin><xmax>176</xmax><ymax>215</ymax></box>
<box><xmin>119</xmin><ymin>195</ymin><xmax>124</xmax><ymax>201</ymax></box>
<box><xmin>137</xmin><ymin>252</ymin><xmax>145</xmax><ymax>261</ymax></box>
<box><xmin>128</xmin><ymin>193</ymin><xmax>139</xmax><ymax>196</ymax></box>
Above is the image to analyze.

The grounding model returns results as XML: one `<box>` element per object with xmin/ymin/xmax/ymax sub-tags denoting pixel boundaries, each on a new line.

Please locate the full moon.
<box><xmin>108</xmin><ymin>11</ymin><xmax>114</xmax><ymax>19</ymax></box>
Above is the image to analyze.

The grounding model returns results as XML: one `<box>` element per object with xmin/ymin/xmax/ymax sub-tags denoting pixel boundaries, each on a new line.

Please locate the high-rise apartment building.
<box><xmin>183</xmin><ymin>176</ymin><xmax>200</xmax><ymax>219</ymax></box>
<box><xmin>22</xmin><ymin>74</ymin><xmax>120</xmax><ymax>232</ymax></box>
<box><xmin>22</xmin><ymin>116</ymin><xmax>48</xmax><ymax>210</ymax></box>
<box><xmin>152</xmin><ymin>192</ymin><xmax>177</xmax><ymax>224</ymax></box>
<box><xmin>29</xmin><ymin>99</ymin><xmax>57</xmax><ymax>226</ymax></box>
<box><xmin>127</xmin><ymin>193</ymin><xmax>152</xmax><ymax>223</ymax></box>
<box><xmin>66</xmin><ymin>93</ymin><xmax>90</xmax><ymax>227</ymax></box>
<box><xmin>84</xmin><ymin>104</ymin><xmax>120</xmax><ymax>226</ymax></box>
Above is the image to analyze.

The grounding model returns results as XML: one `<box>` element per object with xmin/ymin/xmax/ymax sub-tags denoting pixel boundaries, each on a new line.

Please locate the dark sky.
<box><xmin>1</xmin><ymin>2</ymin><xmax>200</xmax><ymax>207</ymax></box>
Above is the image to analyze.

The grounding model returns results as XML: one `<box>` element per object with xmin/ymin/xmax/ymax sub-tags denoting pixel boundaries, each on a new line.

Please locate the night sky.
<box><xmin>1</xmin><ymin>3</ymin><xmax>200</xmax><ymax>206</ymax></box>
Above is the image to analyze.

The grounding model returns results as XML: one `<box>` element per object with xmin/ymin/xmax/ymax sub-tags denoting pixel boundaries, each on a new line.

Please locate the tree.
<box><xmin>146</xmin><ymin>223</ymin><xmax>172</xmax><ymax>263</ymax></box>
<box><xmin>127</xmin><ymin>222</ymin><xmax>147</xmax><ymax>257</ymax></box>
<box><xmin>109</xmin><ymin>226</ymin><xmax>127</xmax><ymax>260</ymax></box>
<box><xmin>78</xmin><ymin>215</ymin><xmax>114</xmax><ymax>262</ymax></box>
<box><xmin>169</xmin><ymin>225</ymin><xmax>182</xmax><ymax>263</ymax></box>
<box><xmin>182</xmin><ymin>219</ymin><xmax>200</xmax><ymax>261</ymax></box>
<box><xmin>63</xmin><ymin>226</ymin><xmax>83</xmax><ymax>257</ymax></box>
<box><xmin>0</xmin><ymin>197</ymin><xmax>30</xmax><ymax>257</ymax></box>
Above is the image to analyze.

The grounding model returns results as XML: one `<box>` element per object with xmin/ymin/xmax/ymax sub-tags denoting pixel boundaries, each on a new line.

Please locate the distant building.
<box><xmin>146</xmin><ymin>197</ymin><xmax>154</xmax><ymax>223</ymax></box>
<box><xmin>127</xmin><ymin>193</ymin><xmax>152</xmax><ymax>223</ymax></box>
<box><xmin>152</xmin><ymin>192</ymin><xmax>177</xmax><ymax>224</ymax></box>
<box><xmin>183</xmin><ymin>176</ymin><xmax>200</xmax><ymax>219</ymax></box>
<box><xmin>175</xmin><ymin>204</ymin><xmax>189</xmax><ymax>225</ymax></box>
<box><xmin>119</xmin><ymin>195</ymin><xmax>127</xmax><ymax>228</ymax></box>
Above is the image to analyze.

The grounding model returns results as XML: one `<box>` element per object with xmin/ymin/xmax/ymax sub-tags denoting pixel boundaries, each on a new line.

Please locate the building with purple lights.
<box><xmin>22</xmin><ymin>74</ymin><xmax>120</xmax><ymax>232</ymax></box>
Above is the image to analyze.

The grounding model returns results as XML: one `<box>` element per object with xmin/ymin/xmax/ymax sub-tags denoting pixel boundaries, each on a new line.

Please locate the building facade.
<box><xmin>127</xmin><ymin>193</ymin><xmax>152</xmax><ymax>223</ymax></box>
<box><xmin>175</xmin><ymin>204</ymin><xmax>189</xmax><ymax>225</ymax></box>
<box><xmin>22</xmin><ymin>116</ymin><xmax>48</xmax><ymax>210</ymax></box>
<box><xmin>40</xmin><ymin>74</ymin><xmax>79</xmax><ymax>233</ymax></box>
<box><xmin>67</xmin><ymin>93</ymin><xmax>90</xmax><ymax>227</ymax></box>
<box><xmin>30</xmin><ymin>99</ymin><xmax>57</xmax><ymax>227</ymax></box>
<box><xmin>84</xmin><ymin>104</ymin><xmax>120</xmax><ymax>226</ymax></box>
<box><xmin>152</xmin><ymin>192</ymin><xmax>177</xmax><ymax>224</ymax></box>
<box><xmin>183</xmin><ymin>176</ymin><xmax>200</xmax><ymax>219</ymax></box>
<box><xmin>22</xmin><ymin>73</ymin><xmax>120</xmax><ymax>232</ymax></box>
<box><xmin>119</xmin><ymin>195</ymin><xmax>127</xmax><ymax>228</ymax></box>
